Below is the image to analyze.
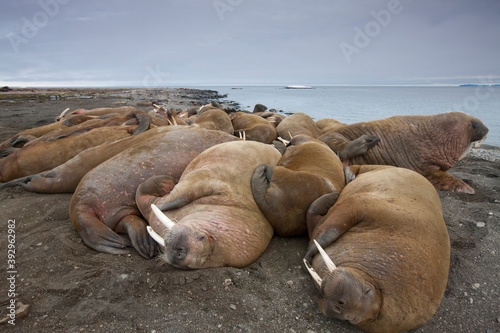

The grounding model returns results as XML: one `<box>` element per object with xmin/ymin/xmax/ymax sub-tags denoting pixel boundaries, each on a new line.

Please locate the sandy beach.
<box><xmin>0</xmin><ymin>88</ymin><xmax>499</xmax><ymax>332</ymax></box>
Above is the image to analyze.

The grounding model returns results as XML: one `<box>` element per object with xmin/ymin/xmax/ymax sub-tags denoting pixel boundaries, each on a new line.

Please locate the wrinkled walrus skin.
<box><xmin>69</xmin><ymin>128</ymin><xmax>238</xmax><ymax>259</ymax></box>
<box><xmin>304</xmin><ymin>166</ymin><xmax>450</xmax><ymax>333</ymax></box>
<box><xmin>136</xmin><ymin>141</ymin><xmax>282</xmax><ymax>269</ymax></box>
<box><xmin>318</xmin><ymin>112</ymin><xmax>489</xmax><ymax>194</ymax></box>
<box><xmin>251</xmin><ymin>135</ymin><xmax>345</xmax><ymax>237</ymax></box>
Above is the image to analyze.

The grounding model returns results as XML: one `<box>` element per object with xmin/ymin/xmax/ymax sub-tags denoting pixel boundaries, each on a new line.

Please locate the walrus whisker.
<box><xmin>147</xmin><ymin>226</ymin><xmax>166</xmax><ymax>247</ymax></box>
<box><xmin>303</xmin><ymin>258</ymin><xmax>323</xmax><ymax>288</ymax></box>
<box><xmin>151</xmin><ymin>204</ymin><xmax>176</xmax><ymax>230</ymax></box>
<box><xmin>314</xmin><ymin>239</ymin><xmax>337</xmax><ymax>272</ymax></box>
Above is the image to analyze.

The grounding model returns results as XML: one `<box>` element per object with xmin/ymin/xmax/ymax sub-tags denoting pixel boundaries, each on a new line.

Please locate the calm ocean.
<box><xmin>198</xmin><ymin>86</ymin><xmax>499</xmax><ymax>147</ymax></box>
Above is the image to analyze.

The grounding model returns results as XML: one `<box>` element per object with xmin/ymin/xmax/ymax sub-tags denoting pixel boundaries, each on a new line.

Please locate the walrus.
<box><xmin>56</xmin><ymin>105</ymin><xmax>139</xmax><ymax>121</ymax></box>
<box><xmin>315</xmin><ymin>118</ymin><xmax>346</xmax><ymax>133</ymax></box>
<box><xmin>0</xmin><ymin>125</ymin><xmax>147</xmax><ymax>182</ymax></box>
<box><xmin>0</xmin><ymin>106</ymin><xmax>142</xmax><ymax>151</ymax></box>
<box><xmin>136</xmin><ymin>140</ymin><xmax>281</xmax><ymax>269</ymax></box>
<box><xmin>251</xmin><ymin>135</ymin><xmax>345</xmax><ymax>236</ymax></box>
<box><xmin>0</xmin><ymin>109</ymin><xmax>152</xmax><ymax>156</ymax></box>
<box><xmin>190</xmin><ymin>107</ymin><xmax>234</xmax><ymax>134</ymax></box>
<box><xmin>303</xmin><ymin>166</ymin><xmax>450</xmax><ymax>332</ymax></box>
<box><xmin>318</xmin><ymin>112</ymin><xmax>489</xmax><ymax>193</ymax></box>
<box><xmin>276</xmin><ymin>113</ymin><xmax>322</xmax><ymax>141</ymax></box>
<box><xmin>0</xmin><ymin>126</ymin><xmax>187</xmax><ymax>193</ymax></box>
<box><xmin>230</xmin><ymin>112</ymin><xmax>277</xmax><ymax>144</ymax></box>
<box><xmin>69</xmin><ymin>128</ymin><xmax>238</xmax><ymax>258</ymax></box>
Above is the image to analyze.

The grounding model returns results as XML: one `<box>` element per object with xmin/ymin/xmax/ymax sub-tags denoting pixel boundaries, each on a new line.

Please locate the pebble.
<box><xmin>229</xmin><ymin>304</ymin><xmax>237</xmax><ymax>310</ymax></box>
<box><xmin>476</xmin><ymin>222</ymin><xmax>486</xmax><ymax>228</ymax></box>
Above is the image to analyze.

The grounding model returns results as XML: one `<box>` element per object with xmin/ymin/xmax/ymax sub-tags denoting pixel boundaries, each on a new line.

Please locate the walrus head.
<box><xmin>147</xmin><ymin>204</ymin><xmax>215</xmax><ymax>269</ymax></box>
<box><xmin>304</xmin><ymin>240</ymin><xmax>381</xmax><ymax>325</ymax></box>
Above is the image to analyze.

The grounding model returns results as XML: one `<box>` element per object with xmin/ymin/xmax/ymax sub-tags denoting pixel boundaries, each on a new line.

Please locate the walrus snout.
<box><xmin>470</xmin><ymin>119</ymin><xmax>489</xmax><ymax>142</ymax></box>
<box><xmin>165</xmin><ymin>231</ymin><xmax>188</xmax><ymax>265</ymax></box>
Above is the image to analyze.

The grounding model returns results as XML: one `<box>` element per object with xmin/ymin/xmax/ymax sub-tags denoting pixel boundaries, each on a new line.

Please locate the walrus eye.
<box><xmin>198</xmin><ymin>234</ymin><xmax>206</xmax><ymax>242</ymax></box>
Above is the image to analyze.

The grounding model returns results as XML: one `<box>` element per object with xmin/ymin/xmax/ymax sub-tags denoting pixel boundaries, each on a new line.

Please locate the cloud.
<box><xmin>0</xmin><ymin>0</ymin><xmax>499</xmax><ymax>86</ymax></box>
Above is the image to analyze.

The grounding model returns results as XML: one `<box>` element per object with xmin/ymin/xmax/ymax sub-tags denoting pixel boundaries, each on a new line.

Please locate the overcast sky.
<box><xmin>1</xmin><ymin>0</ymin><xmax>499</xmax><ymax>87</ymax></box>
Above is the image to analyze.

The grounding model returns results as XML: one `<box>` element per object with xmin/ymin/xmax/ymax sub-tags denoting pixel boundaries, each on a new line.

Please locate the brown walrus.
<box><xmin>251</xmin><ymin>135</ymin><xmax>345</xmax><ymax>236</ymax></box>
<box><xmin>69</xmin><ymin>128</ymin><xmax>238</xmax><ymax>258</ymax></box>
<box><xmin>229</xmin><ymin>112</ymin><xmax>277</xmax><ymax>144</ymax></box>
<box><xmin>136</xmin><ymin>140</ymin><xmax>281</xmax><ymax>269</ymax></box>
<box><xmin>190</xmin><ymin>107</ymin><xmax>234</xmax><ymax>134</ymax></box>
<box><xmin>276</xmin><ymin>113</ymin><xmax>322</xmax><ymax>141</ymax></box>
<box><xmin>304</xmin><ymin>166</ymin><xmax>450</xmax><ymax>333</ymax></box>
<box><xmin>0</xmin><ymin>107</ymin><xmax>151</xmax><ymax>155</ymax></box>
<box><xmin>0</xmin><ymin>125</ymin><xmax>145</xmax><ymax>182</ymax></box>
<box><xmin>318</xmin><ymin>112</ymin><xmax>489</xmax><ymax>193</ymax></box>
<box><xmin>0</xmin><ymin>106</ymin><xmax>142</xmax><ymax>152</ymax></box>
<box><xmin>0</xmin><ymin>126</ymin><xmax>187</xmax><ymax>193</ymax></box>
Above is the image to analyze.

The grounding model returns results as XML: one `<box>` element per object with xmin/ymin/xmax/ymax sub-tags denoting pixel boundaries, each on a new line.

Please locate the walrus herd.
<box><xmin>0</xmin><ymin>101</ymin><xmax>489</xmax><ymax>332</ymax></box>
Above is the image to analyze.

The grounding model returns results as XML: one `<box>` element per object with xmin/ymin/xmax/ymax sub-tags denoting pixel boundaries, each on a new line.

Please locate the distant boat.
<box><xmin>284</xmin><ymin>85</ymin><xmax>313</xmax><ymax>89</ymax></box>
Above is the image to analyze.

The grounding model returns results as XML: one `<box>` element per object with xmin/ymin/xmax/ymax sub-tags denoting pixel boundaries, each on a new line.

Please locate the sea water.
<box><xmin>201</xmin><ymin>86</ymin><xmax>500</xmax><ymax>147</ymax></box>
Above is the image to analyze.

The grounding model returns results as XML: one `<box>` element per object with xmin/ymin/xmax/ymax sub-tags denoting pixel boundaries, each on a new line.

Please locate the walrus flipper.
<box><xmin>251</xmin><ymin>164</ymin><xmax>274</xmax><ymax>206</ymax></box>
<box><xmin>0</xmin><ymin>175</ymin><xmax>37</xmax><ymax>190</ymax></box>
<box><xmin>115</xmin><ymin>215</ymin><xmax>157</xmax><ymax>259</ymax></box>
<box><xmin>426</xmin><ymin>169</ymin><xmax>475</xmax><ymax>194</ymax></box>
<box><xmin>305</xmin><ymin>192</ymin><xmax>340</xmax><ymax>241</ymax></box>
<box><xmin>73</xmin><ymin>210</ymin><xmax>132</xmax><ymax>255</ymax></box>
<box><xmin>339</xmin><ymin>135</ymin><xmax>380</xmax><ymax>160</ymax></box>
<box><xmin>129</xmin><ymin>110</ymin><xmax>152</xmax><ymax>135</ymax></box>
<box><xmin>0</xmin><ymin>147</ymin><xmax>20</xmax><ymax>158</ymax></box>
<box><xmin>136</xmin><ymin>175</ymin><xmax>177</xmax><ymax>219</ymax></box>
<box><xmin>305</xmin><ymin>194</ymin><xmax>363</xmax><ymax>262</ymax></box>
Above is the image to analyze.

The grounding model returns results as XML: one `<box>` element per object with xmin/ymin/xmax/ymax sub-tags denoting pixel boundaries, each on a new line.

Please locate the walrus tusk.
<box><xmin>151</xmin><ymin>204</ymin><xmax>176</xmax><ymax>230</ymax></box>
<box><xmin>303</xmin><ymin>258</ymin><xmax>323</xmax><ymax>288</ymax></box>
<box><xmin>147</xmin><ymin>226</ymin><xmax>165</xmax><ymax>246</ymax></box>
<box><xmin>277</xmin><ymin>136</ymin><xmax>290</xmax><ymax>146</ymax></box>
<box><xmin>59</xmin><ymin>107</ymin><xmax>70</xmax><ymax>117</ymax></box>
<box><xmin>239</xmin><ymin>131</ymin><xmax>246</xmax><ymax>140</ymax></box>
<box><xmin>314</xmin><ymin>239</ymin><xmax>337</xmax><ymax>273</ymax></box>
<box><xmin>55</xmin><ymin>108</ymin><xmax>70</xmax><ymax>122</ymax></box>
